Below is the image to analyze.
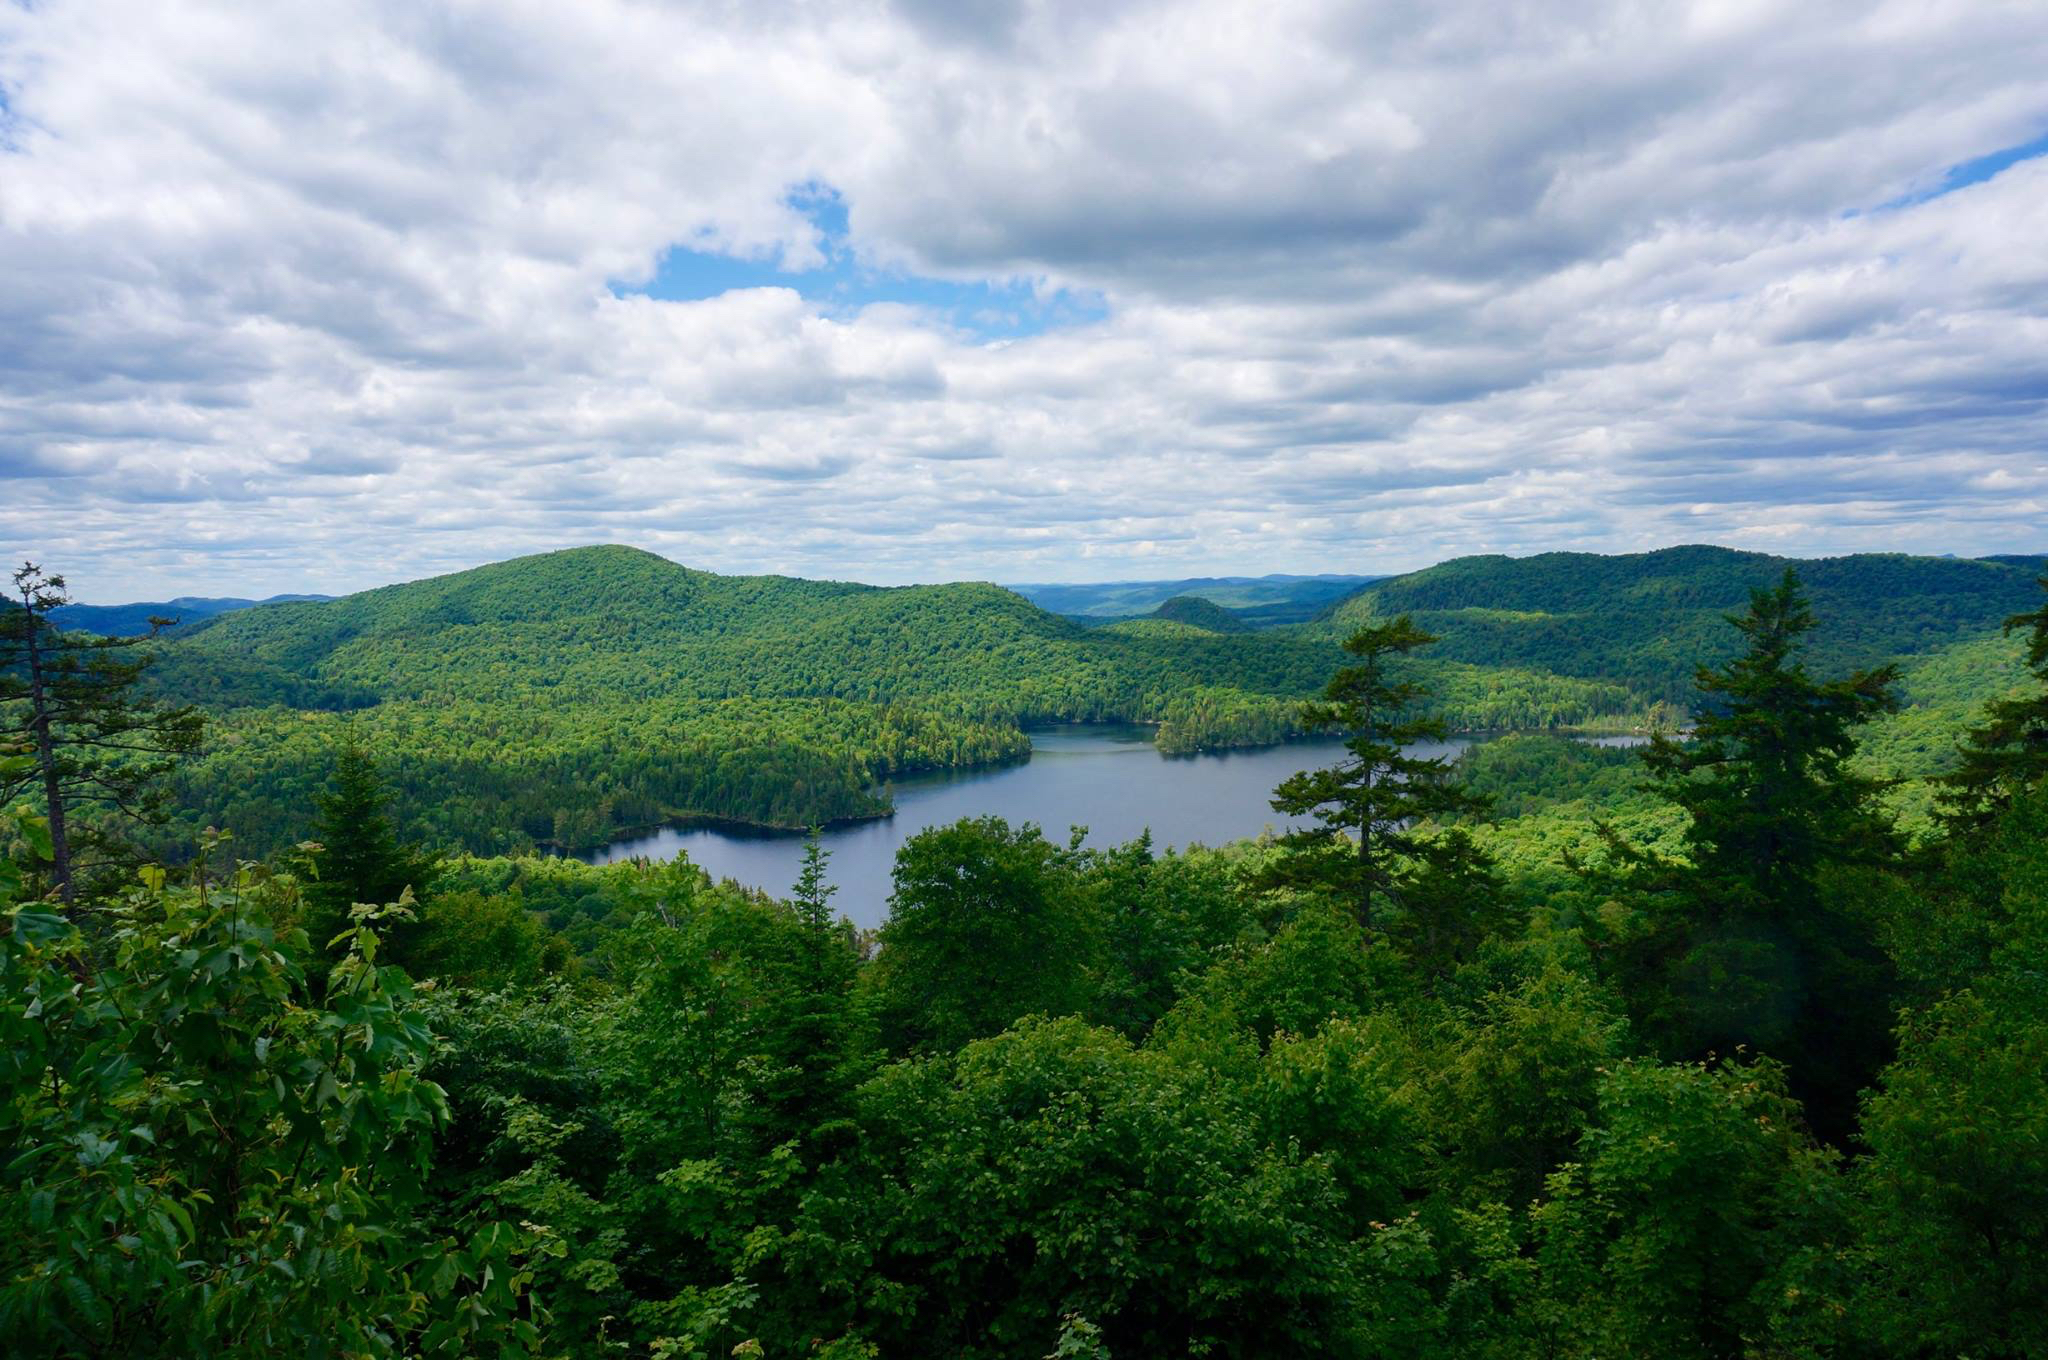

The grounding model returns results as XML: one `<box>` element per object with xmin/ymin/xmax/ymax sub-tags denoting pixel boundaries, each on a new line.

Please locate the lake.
<box><xmin>589</xmin><ymin>723</ymin><xmax>1570</xmax><ymax>928</ymax></box>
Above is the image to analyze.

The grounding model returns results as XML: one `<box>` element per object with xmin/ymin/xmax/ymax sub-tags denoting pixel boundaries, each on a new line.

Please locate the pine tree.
<box><xmin>792</xmin><ymin>825</ymin><xmax>836</xmax><ymax>934</ymax></box>
<box><xmin>1267</xmin><ymin>615</ymin><xmax>1493</xmax><ymax>946</ymax></box>
<box><xmin>1637</xmin><ymin>569</ymin><xmax>1900</xmax><ymax>922</ymax></box>
<box><xmin>1938</xmin><ymin>571</ymin><xmax>2048</xmax><ymax>835</ymax></box>
<box><xmin>0</xmin><ymin>563</ymin><xmax>202</xmax><ymax>902</ymax></box>
<box><xmin>304</xmin><ymin>740</ymin><xmax>436</xmax><ymax>952</ymax></box>
<box><xmin>1617</xmin><ymin>569</ymin><xmax>1902</xmax><ymax>1138</ymax></box>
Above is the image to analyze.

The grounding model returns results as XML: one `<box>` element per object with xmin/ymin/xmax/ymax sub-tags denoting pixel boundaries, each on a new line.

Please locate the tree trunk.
<box><xmin>21</xmin><ymin>614</ymin><xmax>72</xmax><ymax>902</ymax></box>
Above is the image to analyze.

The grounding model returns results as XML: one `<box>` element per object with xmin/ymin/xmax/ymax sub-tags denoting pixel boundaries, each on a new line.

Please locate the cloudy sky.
<box><xmin>3</xmin><ymin>0</ymin><xmax>2046</xmax><ymax>600</ymax></box>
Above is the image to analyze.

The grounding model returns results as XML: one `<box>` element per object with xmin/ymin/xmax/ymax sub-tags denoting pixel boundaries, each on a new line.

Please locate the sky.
<box><xmin>2</xmin><ymin>0</ymin><xmax>2046</xmax><ymax>601</ymax></box>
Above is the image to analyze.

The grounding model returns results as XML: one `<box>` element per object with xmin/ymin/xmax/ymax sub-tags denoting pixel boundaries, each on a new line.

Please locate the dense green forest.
<box><xmin>1322</xmin><ymin>546</ymin><xmax>2040</xmax><ymax>706</ymax></box>
<box><xmin>5</xmin><ymin>557</ymin><xmax>2046</xmax><ymax>1357</ymax></box>
<box><xmin>141</xmin><ymin>547</ymin><xmax>1662</xmax><ymax>855</ymax></box>
<box><xmin>114</xmin><ymin>543</ymin><xmax>2031</xmax><ymax>858</ymax></box>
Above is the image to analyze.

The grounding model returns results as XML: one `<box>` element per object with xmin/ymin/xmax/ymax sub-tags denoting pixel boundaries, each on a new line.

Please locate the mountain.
<box><xmin>149</xmin><ymin>548</ymin><xmax>1349</xmax><ymax>855</ymax></box>
<box><xmin>50</xmin><ymin>594</ymin><xmax>331</xmax><ymax>637</ymax></box>
<box><xmin>1322</xmin><ymin>545</ymin><xmax>2040</xmax><ymax>704</ymax></box>
<box><xmin>1147</xmin><ymin>595</ymin><xmax>1251</xmax><ymax>633</ymax></box>
<box><xmin>1008</xmin><ymin>573</ymin><xmax>1383</xmax><ymax>625</ymax></box>
<box><xmin>163</xmin><ymin>546</ymin><xmax>1336</xmax><ymax>710</ymax></box>
<box><xmin>148</xmin><ymin>542</ymin><xmax>2035</xmax><ymax>859</ymax></box>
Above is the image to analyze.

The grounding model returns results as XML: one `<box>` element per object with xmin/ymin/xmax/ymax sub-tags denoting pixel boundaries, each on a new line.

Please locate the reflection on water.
<box><xmin>591</xmin><ymin>724</ymin><xmax>1646</xmax><ymax>928</ymax></box>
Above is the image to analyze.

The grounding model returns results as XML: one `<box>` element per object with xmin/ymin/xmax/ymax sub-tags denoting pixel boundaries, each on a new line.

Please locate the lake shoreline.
<box><xmin>573</xmin><ymin>718</ymin><xmax>1668</xmax><ymax>856</ymax></box>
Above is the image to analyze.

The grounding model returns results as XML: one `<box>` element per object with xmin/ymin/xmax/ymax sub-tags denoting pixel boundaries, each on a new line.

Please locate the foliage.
<box><xmin>2</xmin><ymin>562</ymin><xmax>204</xmax><ymax>899</ymax></box>
<box><xmin>1267</xmin><ymin>615</ymin><xmax>1500</xmax><ymax>968</ymax></box>
<box><xmin>14</xmin><ymin>548</ymin><xmax>2048</xmax><ymax>1359</ymax></box>
<box><xmin>0</xmin><ymin>837</ymin><xmax>542</xmax><ymax>1357</ymax></box>
<box><xmin>302</xmin><ymin>739</ymin><xmax>440</xmax><ymax>956</ymax></box>
<box><xmin>1938</xmin><ymin>571</ymin><xmax>2048</xmax><ymax>834</ymax></box>
<box><xmin>872</xmin><ymin>817</ymin><xmax>1093</xmax><ymax>1053</ymax></box>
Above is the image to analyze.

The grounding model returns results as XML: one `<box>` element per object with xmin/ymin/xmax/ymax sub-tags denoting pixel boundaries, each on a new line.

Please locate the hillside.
<box><xmin>149</xmin><ymin>543</ymin><xmax>2030</xmax><ymax>858</ymax></box>
<box><xmin>164</xmin><ymin>546</ymin><xmax>1338</xmax><ymax>712</ymax></box>
<box><xmin>1323</xmin><ymin>545</ymin><xmax>2039</xmax><ymax>706</ymax></box>
<box><xmin>1147</xmin><ymin>595</ymin><xmax>1250</xmax><ymax>633</ymax></box>
<box><xmin>155</xmin><ymin>548</ymin><xmax>1362</xmax><ymax>853</ymax></box>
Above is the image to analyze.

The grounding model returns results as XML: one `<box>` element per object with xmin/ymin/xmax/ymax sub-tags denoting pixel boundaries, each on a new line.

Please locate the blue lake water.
<box><xmin>591</xmin><ymin>723</ymin><xmax>1623</xmax><ymax>928</ymax></box>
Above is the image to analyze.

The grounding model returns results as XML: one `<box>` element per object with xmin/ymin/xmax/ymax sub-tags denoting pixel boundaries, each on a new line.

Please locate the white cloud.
<box><xmin>1</xmin><ymin>0</ymin><xmax>2045</xmax><ymax>599</ymax></box>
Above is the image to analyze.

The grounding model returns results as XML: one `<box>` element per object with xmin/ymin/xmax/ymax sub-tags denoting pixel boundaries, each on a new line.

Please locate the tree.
<box><xmin>304</xmin><ymin>740</ymin><xmax>437</xmax><ymax>953</ymax></box>
<box><xmin>0</xmin><ymin>562</ymin><xmax>202</xmax><ymax>901</ymax></box>
<box><xmin>1266</xmin><ymin>615</ymin><xmax>1493</xmax><ymax>952</ymax></box>
<box><xmin>0</xmin><ymin>832</ymin><xmax>544</xmax><ymax>1356</ymax></box>
<box><xmin>1615</xmin><ymin>570</ymin><xmax>1902</xmax><ymax>1136</ymax></box>
<box><xmin>872</xmin><ymin>817</ymin><xmax>1090</xmax><ymax>1053</ymax></box>
<box><xmin>1939</xmin><ymin>570</ymin><xmax>2048</xmax><ymax>835</ymax></box>
<box><xmin>1636</xmin><ymin>569</ymin><xmax>1900</xmax><ymax>924</ymax></box>
<box><xmin>792</xmin><ymin>825</ymin><xmax>836</xmax><ymax>932</ymax></box>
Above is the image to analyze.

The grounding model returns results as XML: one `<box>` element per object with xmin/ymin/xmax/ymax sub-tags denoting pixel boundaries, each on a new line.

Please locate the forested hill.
<box><xmin>160</xmin><ymin>545</ymin><xmax>1332</xmax><ymax>711</ymax></box>
<box><xmin>147</xmin><ymin>547</ymin><xmax>1367</xmax><ymax>854</ymax></box>
<box><xmin>143</xmin><ymin>543</ymin><xmax>2030</xmax><ymax>857</ymax></box>
<box><xmin>1324</xmin><ymin>545</ymin><xmax>2040</xmax><ymax>704</ymax></box>
<box><xmin>1147</xmin><ymin>595</ymin><xmax>1251</xmax><ymax>633</ymax></box>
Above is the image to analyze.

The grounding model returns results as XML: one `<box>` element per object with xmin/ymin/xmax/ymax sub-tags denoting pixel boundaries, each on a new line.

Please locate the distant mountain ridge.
<box><xmin>1008</xmin><ymin>572</ymin><xmax>1382</xmax><ymax>625</ymax></box>
<box><xmin>51</xmin><ymin>594</ymin><xmax>331</xmax><ymax>637</ymax></box>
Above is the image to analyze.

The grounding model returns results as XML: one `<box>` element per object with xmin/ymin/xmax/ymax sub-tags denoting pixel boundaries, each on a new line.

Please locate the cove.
<box><xmin>589</xmin><ymin>723</ymin><xmax>1609</xmax><ymax>928</ymax></box>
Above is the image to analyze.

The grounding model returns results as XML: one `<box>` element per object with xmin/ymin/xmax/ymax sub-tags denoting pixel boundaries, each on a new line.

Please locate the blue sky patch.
<box><xmin>1874</xmin><ymin>128</ymin><xmax>2048</xmax><ymax>211</ymax></box>
<box><xmin>615</xmin><ymin>183</ymin><xmax>1108</xmax><ymax>340</ymax></box>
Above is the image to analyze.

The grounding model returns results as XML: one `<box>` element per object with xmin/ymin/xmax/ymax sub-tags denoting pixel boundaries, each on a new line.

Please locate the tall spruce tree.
<box><xmin>1938</xmin><ymin>571</ymin><xmax>2048</xmax><ymax>835</ymax></box>
<box><xmin>1267</xmin><ymin>615</ymin><xmax>1493</xmax><ymax>950</ymax></box>
<box><xmin>1619</xmin><ymin>569</ymin><xmax>1902</xmax><ymax>1137</ymax></box>
<box><xmin>0</xmin><ymin>563</ymin><xmax>202</xmax><ymax>902</ymax></box>
<box><xmin>304</xmin><ymin>740</ymin><xmax>437</xmax><ymax>951</ymax></box>
<box><xmin>1636</xmin><ymin>569</ymin><xmax>1900</xmax><ymax>922</ymax></box>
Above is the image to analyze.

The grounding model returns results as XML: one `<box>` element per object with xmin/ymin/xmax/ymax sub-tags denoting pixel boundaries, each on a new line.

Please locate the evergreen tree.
<box><xmin>0</xmin><ymin>563</ymin><xmax>202</xmax><ymax>901</ymax></box>
<box><xmin>792</xmin><ymin>824</ymin><xmax>836</xmax><ymax>933</ymax></box>
<box><xmin>1618</xmin><ymin>569</ymin><xmax>1902</xmax><ymax>1136</ymax></box>
<box><xmin>768</xmin><ymin>827</ymin><xmax>864</xmax><ymax>1148</ymax></box>
<box><xmin>1939</xmin><ymin>570</ymin><xmax>2048</xmax><ymax>835</ymax></box>
<box><xmin>1636</xmin><ymin>569</ymin><xmax>1901</xmax><ymax>917</ymax></box>
<box><xmin>1266</xmin><ymin>615</ymin><xmax>1493</xmax><ymax>952</ymax></box>
<box><xmin>304</xmin><ymin>740</ymin><xmax>437</xmax><ymax>952</ymax></box>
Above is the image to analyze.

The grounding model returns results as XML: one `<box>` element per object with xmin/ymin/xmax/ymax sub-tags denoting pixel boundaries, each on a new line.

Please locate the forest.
<box><xmin>3</xmin><ymin>551</ymin><xmax>2046</xmax><ymax>1358</ymax></box>
<box><xmin>108</xmin><ymin>543</ymin><xmax>2045</xmax><ymax>856</ymax></box>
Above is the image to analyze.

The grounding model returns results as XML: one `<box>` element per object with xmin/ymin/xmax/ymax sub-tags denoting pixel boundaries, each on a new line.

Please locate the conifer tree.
<box><xmin>772</xmin><ymin>826</ymin><xmax>862</xmax><ymax>1144</ymax></box>
<box><xmin>1618</xmin><ymin>569</ymin><xmax>1902</xmax><ymax>1137</ymax></box>
<box><xmin>792</xmin><ymin>825</ymin><xmax>836</xmax><ymax>934</ymax></box>
<box><xmin>0</xmin><ymin>563</ymin><xmax>202</xmax><ymax>902</ymax></box>
<box><xmin>1267</xmin><ymin>615</ymin><xmax>1492</xmax><ymax>943</ymax></box>
<box><xmin>1637</xmin><ymin>569</ymin><xmax>1900</xmax><ymax>922</ymax></box>
<box><xmin>1938</xmin><ymin>571</ymin><xmax>2048</xmax><ymax>835</ymax></box>
<box><xmin>304</xmin><ymin>739</ymin><xmax>436</xmax><ymax>950</ymax></box>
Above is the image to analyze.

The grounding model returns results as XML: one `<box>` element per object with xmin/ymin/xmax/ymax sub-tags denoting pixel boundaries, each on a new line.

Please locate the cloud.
<box><xmin>1</xmin><ymin>0</ymin><xmax>2045</xmax><ymax>599</ymax></box>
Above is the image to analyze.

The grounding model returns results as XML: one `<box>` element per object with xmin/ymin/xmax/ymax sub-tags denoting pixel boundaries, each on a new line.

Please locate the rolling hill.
<box><xmin>142</xmin><ymin>543</ymin><xmax>2036</xmax><ymax>859</ymax></box>
<box><xmin>1321</xmin><ymin>545</ymin><xmax>2040</xmax><ymax>705</ymax></box>
<box><xmin>1147</xmin><ymin>595</ymin><xmax>1251</xmax><ymax>633</ymax></box>
<box><xmin>151</xmin><ymin>548</ymin><xmax>1367</xmax><ymax>854</ymax></box>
